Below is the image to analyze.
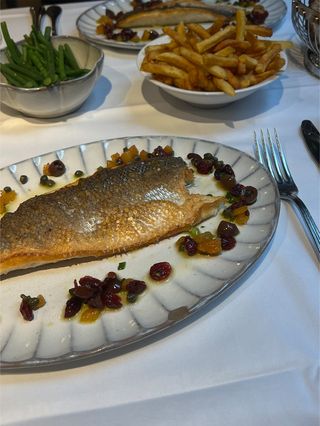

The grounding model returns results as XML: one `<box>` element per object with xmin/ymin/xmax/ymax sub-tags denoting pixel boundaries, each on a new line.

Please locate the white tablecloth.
<box><xmin>0</xmin><ymin>2</ymin><xmax>319</xmax><ymax>425</ymax></box>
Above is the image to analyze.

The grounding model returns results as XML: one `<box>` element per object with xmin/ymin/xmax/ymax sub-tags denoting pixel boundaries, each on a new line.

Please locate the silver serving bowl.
<box><xmin>0</xmin><ymin>36</ymin><xmax>104</xmax><ymax>118</ymax></box>
<box><xmin>292</xmin><ymin>0</ymin><xmax>320</xmax><ymax>78</ymax></box>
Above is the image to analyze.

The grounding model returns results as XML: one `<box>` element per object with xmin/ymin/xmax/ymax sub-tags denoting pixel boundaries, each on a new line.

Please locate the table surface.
<box><xmin>0</xmin><ymin>1</ymin><xmax>319</xmax><ymax>425</ymax></box>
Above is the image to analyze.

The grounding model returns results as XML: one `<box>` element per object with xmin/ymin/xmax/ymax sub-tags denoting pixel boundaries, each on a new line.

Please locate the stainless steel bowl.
<box><xmin>292</xmin><ymin>0</ymin><xmax>320</xmax><ymax>77</ymax></box>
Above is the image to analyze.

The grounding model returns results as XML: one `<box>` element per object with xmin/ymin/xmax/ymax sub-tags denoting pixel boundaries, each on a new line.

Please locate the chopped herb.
<box><xmin>118</xmin><ymin>261</ymin><xmax>126</xmax><ymax>270</ymax></box>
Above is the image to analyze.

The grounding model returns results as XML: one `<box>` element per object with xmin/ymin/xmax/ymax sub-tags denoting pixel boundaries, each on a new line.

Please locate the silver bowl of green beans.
<box><xmin>0</xmin><ymin>23</ymin><xmax>104</xmax><ymax>118</ymax></box>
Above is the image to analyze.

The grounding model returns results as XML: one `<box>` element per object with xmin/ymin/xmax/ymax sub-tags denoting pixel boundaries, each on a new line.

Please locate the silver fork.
<box><xmin>254</xmin><ymin>129</ymin><xmax>320</xmax><ymax>260</ymax></box>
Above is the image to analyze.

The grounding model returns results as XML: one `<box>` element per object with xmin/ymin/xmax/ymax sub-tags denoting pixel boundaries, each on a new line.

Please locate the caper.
<box><xmin>40</xmin><ymin>175</ymin><xmax>49</xmax><ymax>184</ymax></box>
<box><xmin>74</xmin><ymin>170</ymin><xmax>84</xmax><ymax>178</ymax></box>
<box><xmin>19</xmin><ymin>175</ymin><xmax>28</xmax><ymax>184</ymax></box>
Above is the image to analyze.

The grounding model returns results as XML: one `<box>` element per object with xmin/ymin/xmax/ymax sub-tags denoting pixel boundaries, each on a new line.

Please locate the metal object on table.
<box><xmin>30</xmin><ymin>5</ymin><xmax>46</xmax><ymax>31</ymax></box>
<box><xmin>46</xmin><ymin>5</ymin><xmax>62</xmax><ymax>36</ymax></box>
<box><xmin>254</xmin><ymin>128</ymin><xmax>320</xmax><ymax>260</ymax></box>
<box><xmin>292</xmin><ymin>0</ymin><xmax>320</xmax><ymax>78</ymax></box>
<box><xmin>301</xmin><ymin>120</ymin><xmax>320</xmax><ymax>165</ymax></box>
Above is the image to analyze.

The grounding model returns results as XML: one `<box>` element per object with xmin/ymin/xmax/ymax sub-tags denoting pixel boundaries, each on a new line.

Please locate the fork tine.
<box><xmin>260</xmin><ymin>129</ymin><xmax>277</xmax><ymax>179</ymax></box>
<box><xmin>253</xmin><ymin>130</ymin><xmax>264</xmax><ymax>164</ymax></box>
<box><xmin>266</xmin><ymin>129</ymin><xmax>283</xmax><ymax>182</ymax></box>
<box><xmin>273</xmin><ymin>128</ymin><xmax>293</xmax><ymax>181</ymax></box>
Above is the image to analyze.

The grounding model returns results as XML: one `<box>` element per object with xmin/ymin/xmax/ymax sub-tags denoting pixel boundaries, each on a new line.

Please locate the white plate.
<box><xmin>137</xmin><ymin>35</ymin><xmax>287</xmax><ymax>108</ymax></box>
<box><xmin>76</xmin><ymin>0</ymin><xmax>287</xmax><ymax>50</ymax></box>
<box><xmin>0</xmin><ymin>136</ymin><xmax>280</xmax><ymax>371</ymax></box>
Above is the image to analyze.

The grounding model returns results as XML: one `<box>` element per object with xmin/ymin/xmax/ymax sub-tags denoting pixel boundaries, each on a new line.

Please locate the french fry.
<box><xmin>255</xmin><ymin>44</ymin><xmax>282</xmax><ymax>73</ymax></box>
<box><xmin>249</xmin><ymin>70</ymin><xmax>276</xmax><ymax>85</ymax></box>
<box><xmin>267</xmin><ymin>56</ymin><xmax>286</xmax><ymax>71</ymax></box>
<box><xmin>236</xmin><ymin>9</ymin><xmax>246</xmax><ymax>42</ymax></box>
<box><xmin>207</xmin><ymin>17</ymin><xmax>226</xmax><ymax>35</ymax></box>
<box><xmin>179</xmin><ymin>46</ymin><xmax>204</xmax><ymax>67</ymax></box>
<box><xmin>213</xmin><ymin>77</ymin><xmax>235</xmax><ymax>96</ymax></box>
<box><xmin>207</xmin><ymin>65</ymin><xmax>228</xmax><ymax>79</ymax></box>
<box><xmin>245</xmin><ymin>25</ymin><xmax>273</xmax><ymax>37</ymax></box>
<box><xmin>225</xmin><ymin>69</ymin><xmax>240</xmax><ymax>89</ymax></box>
<box><xmin>156</xmin><ymin>52</ymin><xmax>196</xmax><ymax>72</ymax></box>
<box><xmin>213</xmin><ymin>39</ymin><xmax>250</xmax><ymax>52</ymax></box>
<box><xmin>141</xmin><ymin>62</ymin><xmax>189</xmax><ymax>80</ymax></box>
<box><xmin>187</xmin><ymin>23</ymin><xmax>211</xmax><ymax>40</ymax></box>
<box><xmin>239</xmin><ymin>54</ymin><xmax>258</xmax><ymax>70</ymax></box>
<box><xmin>163</xmin><ymin>26</ymin><xmax>190</xmax><ymax>48</ymax></box>
<box><xmin>214</xmin><ymin>46</ymin><xmax>235</xmax><ymax>57</ymax></box>
<box><xmin>203</xmin><ymin>54</ymin><xmax>238</xmax><ymax>68</ymax></box>
<box><xmin>196</xmin><ymin>26</ymin><xmax>236</xmax><ymax>53</ymax></box>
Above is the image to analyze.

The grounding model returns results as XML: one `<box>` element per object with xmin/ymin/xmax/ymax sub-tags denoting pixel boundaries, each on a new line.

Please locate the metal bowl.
<box><xmin>292</xmin><ymin>0</ymin><xmax>320</xmax><ymax>77</ymax></box>
<box><xmin>0</xmin><ymin>36</ymin><xmax>104</xmax><ymax>118</ymax></box>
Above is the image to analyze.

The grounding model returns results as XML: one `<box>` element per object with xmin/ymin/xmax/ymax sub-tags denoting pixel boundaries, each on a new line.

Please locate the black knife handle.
<box><xmin>301</xmin><ymin>120</ymin><xmax>320</xmax><ymax>165</ymax></box>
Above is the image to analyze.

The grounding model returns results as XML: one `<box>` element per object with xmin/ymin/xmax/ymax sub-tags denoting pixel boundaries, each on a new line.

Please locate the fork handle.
<box><xmin>284</xmin><ymin>194</ymin><xmax>320</xmax><ymax>260</ymax></box>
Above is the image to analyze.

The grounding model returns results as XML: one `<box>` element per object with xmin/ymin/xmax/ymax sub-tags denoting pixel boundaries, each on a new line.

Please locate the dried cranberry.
<box><xmin>217</xmin><ymin>221</ymin><xmax>239</xmax><ymax>238</ymax></box>
<box><xmin>230</xmin><ymin>183</ymin><xmax>245</xmax><ymax>197</ymax></box>
<box><xmin>48</xmin><ymin>160</ymin><xmax>66</xmax><ymax>177</ymax></box>
<box><xmin>103</xmin><ymin>278</ymin><xmax>122</xmax><ymax>293</ymax></box>
<box><xmin>104</xmin><ymin>293</ymin><xmax>122</xmax><ymax>309</ymax></box>
<box><xmin>116</xmin><ymin>11</ymin><xmax>124</xmax><ymax>20</ymax></box>
<box><xmin>214</xmin><ymin>169</ymin><xmax>222</xmax><ymax>180</ymax></box>
<box><xmin>73</xmin><ymin>286</ymin><xmax>96</xmax><ymax>300</ymax></box>
<box><xmin>20</xmin><ymin>299</ymin><xmax>34</xmax><ymax>321</ymax></box>
<box><xmin>104</xmin><ymin>24</ymin><xmax>114</xmax><ymax>39</ymax></box>
<box><xmin>222</xmin><ymin>164</ymin><xmax>235</xmax><ymax>176</ymax></box>
<box><xmin>180</xmin><ymin>236</ymin><xmax>198</xmax><ymax>256</ymax></box>
<box><xmin>231</xmin><ymin>199</ymin><xmax>246</xmax><ymax>210</ymax></box>
<box><xmin>241</xmin><ymin>186</ymin><xmax>258</xmax><ymax>205</ymax></box>
<box><xmin>196</xmin><ymin>159</ymin><xmax>214</xmax><ymax>175</ymax></box>
<box><xmin>105</xmin><ymin>8</ymin><xmax>116</xmax><ymax>19</ymax></box>
<box><xmin>153</xmin><ymin>146</ymin><xmax>169</xmax><ymax>157</ymax></box>
<box><xmin>221</xmin><ymin>236</ymin><xmax>236</xmax><ymax>250</ymax></box>
<box><xmin>79</xmin><ymin>276</ymin><xmax>102</xmax><ymax>288</ymax></box>
<box><xmin>126</xmin><ymin>280</ymin><xmax>147</xmax><ymax>295</ymax></box>
<box><xmin>187</xmin><ymin>153</ymin><xmax>202</xmax><ymax>167</ymax></box>
<box><xmin>220</xmin><ymin>173</ymin><xmax>236</xmax><ymax>190</ymax></box>
<box><xmin>150</xmin><ymin>262</ymin><xmax>172</xmax><ymax>281</ymax></box>
<box><xmin>87</xmin><ymin>293</ymin><xmax>105</xmax><ymax>309</ymax></box>
<box><xmin>64</xmin><ymin>297</ymin><xmax>82</xmax><ymax>318</ymax></box>
<box><xmin>120</xmin><ymin>28</ymin><xmax>137</xmax><ymax>41</ymax></box>
<box><xmin>215</xmin><ymin>160</ymin><xmax>225</xmax><ymax>171</ymax></box>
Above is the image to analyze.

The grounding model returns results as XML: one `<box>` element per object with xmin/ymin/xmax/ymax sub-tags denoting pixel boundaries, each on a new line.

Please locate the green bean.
<box><xmin>29</xmin><ymin>50</ymin><xmax>49</xmax><ymax>80</ymax></box>
<box><xmin>6</xmin><ymin>62</ymin><xmax>43</xmax><ymax>82</ymax></box>
<box><xmin>0</xmin><ymin>63</ymin><xmax>36</xmax><ymax>87</ymax></box>
<box><xmin>57</xmin><ymin>45</ymin><xmax>66</xmax><ymax>80</ymax></box>
<box><xmin>44</xmin><ymin>26</ymin><xmax>51</xmax><ymax>41</ymax></box>
<box><xmin>65</xmin><ymin>68</ymin><xmax>90</xmax><ymax>78</ymax></box>
<box><xmin>63</xmin><ymin>44</ymin><xmax>80</xmax><ymax>70</ymax></box>
<box><xmin>0</xmin><ymin>21</ymin><xmax>22</xmax><ymax>64</ymax></box>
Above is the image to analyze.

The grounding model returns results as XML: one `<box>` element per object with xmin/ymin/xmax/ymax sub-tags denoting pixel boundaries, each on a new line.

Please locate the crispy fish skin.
<box><xmin>116</xmin><ymin>7</ymin><xmax>225</xmax><ymax>28</ymax></box>
<box><xmin>0</xmin><ymin>157</ymin><xmax>224</xmax><ymax>274</ymax></box>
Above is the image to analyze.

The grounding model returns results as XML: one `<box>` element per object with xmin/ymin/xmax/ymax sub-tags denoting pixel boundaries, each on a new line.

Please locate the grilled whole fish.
<box><xmin>116</xmin><ymin>7</ymin><xmax>226</xmax><ymax>28</ymax></box>
<box><xmin>0</xmin><ymin>156</ymin><xmax>224</xmax><ymax>275</ymax></box>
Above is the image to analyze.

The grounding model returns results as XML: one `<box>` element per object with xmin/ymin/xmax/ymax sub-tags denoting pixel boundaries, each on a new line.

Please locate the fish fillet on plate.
<box><xmin>0</xmin><ymin>156</ymin><xmax>224</xmax><ymax>275</ymax></box>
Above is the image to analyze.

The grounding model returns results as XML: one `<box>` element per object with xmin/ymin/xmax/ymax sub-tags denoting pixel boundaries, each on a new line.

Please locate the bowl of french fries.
<box><xmin>138</xmin><ymin>11</ymin><xmax>289</xmax><ymax>108</ymax></box>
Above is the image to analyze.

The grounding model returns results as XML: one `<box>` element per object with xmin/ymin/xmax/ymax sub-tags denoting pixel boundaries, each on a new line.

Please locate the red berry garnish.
<box><xmin>149</xmin><ymin>262</ymin><xmax>172</xmax><ymax>281</ymax></box>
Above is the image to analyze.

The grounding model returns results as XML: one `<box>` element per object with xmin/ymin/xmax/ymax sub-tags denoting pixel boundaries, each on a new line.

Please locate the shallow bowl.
<box><xmin>0</xmin><ymin>36</ymin><xmax>104</xmax><ymax>118</ymax></box>
<box><xmin>137</xmin><ymin>35</ymin><xmax>287</xmax><ymax>108</ymax></box>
